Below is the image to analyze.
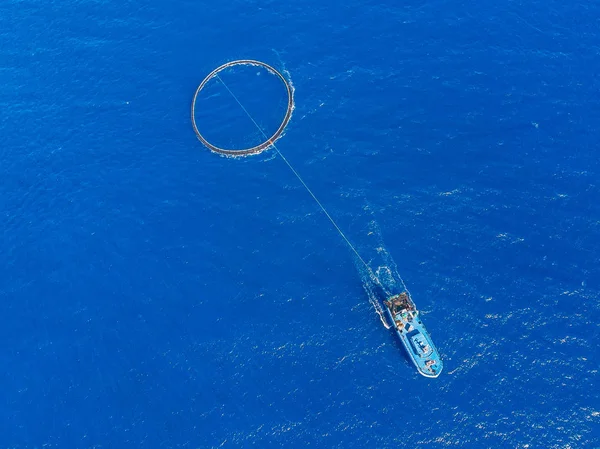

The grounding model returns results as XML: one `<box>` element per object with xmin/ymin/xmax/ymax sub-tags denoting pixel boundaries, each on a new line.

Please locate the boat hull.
<box><xmin>384</xmin><ymin>295</ymin><xmax>443</xmax><ymax>378</ymax></box>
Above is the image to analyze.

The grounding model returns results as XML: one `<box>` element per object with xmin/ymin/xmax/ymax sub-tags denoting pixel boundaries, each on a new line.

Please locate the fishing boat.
<box><xmin>384</xmin><ymin>292</ymin><xmax>443</xmax><ymax>378</ymax></box>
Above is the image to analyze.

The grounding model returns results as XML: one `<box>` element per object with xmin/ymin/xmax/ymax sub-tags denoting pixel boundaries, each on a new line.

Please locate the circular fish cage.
<box><xmin>190</xmin><ymin>59</ymin><xmax>294</xmax><ymax>156</ymax></box>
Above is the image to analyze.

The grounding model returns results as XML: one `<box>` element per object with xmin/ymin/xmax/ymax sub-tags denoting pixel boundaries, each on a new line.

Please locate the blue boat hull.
<box><xmin>384</xmin><ymin>293</ymin><xmax>443</xmax><ymax>378</ymax></box>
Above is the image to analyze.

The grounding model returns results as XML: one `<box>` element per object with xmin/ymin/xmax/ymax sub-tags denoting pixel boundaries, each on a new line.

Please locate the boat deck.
<box><xmin>384</xmin><ymin>293</ymin><xmax>443</xmax><ymax>378</ymax></box>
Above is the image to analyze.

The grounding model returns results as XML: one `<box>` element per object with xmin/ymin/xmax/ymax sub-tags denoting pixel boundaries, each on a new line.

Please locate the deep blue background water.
<box><xmin>1</xmin><ymin>0</ymin><xmax>599</xmax><ymax>447</ymax></box>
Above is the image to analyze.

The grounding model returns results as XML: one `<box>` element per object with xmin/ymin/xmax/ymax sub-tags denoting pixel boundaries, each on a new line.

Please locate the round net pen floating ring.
<box><xmin>191</xmin><ymin>59</ymin><xmax>294</xmax><ymax>156</ymax></box>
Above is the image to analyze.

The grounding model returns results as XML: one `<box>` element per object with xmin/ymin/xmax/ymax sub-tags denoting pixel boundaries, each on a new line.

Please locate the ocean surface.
<box><xmin>1</xmin><ymin>0</ymin><xmax>599</xmax><ymax>447</ymax></box>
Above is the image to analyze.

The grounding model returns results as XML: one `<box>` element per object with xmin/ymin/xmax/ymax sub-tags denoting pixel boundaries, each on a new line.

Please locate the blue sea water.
<box><xmin>1</xmin><ymin>0</ymin><xmax>599</xmax><ymax>447</ymax></box>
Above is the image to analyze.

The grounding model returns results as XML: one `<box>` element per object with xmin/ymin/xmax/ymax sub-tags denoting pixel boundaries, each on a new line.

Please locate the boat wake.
<box><xmin>364</xmin><ymin>281</ymin><xmax>392</xmax><ymax>329</ymax></box>
<box><xmin>352</xmin><ymin>218</ymin><xmax>411</xmax><ymax>330</ymax></box>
